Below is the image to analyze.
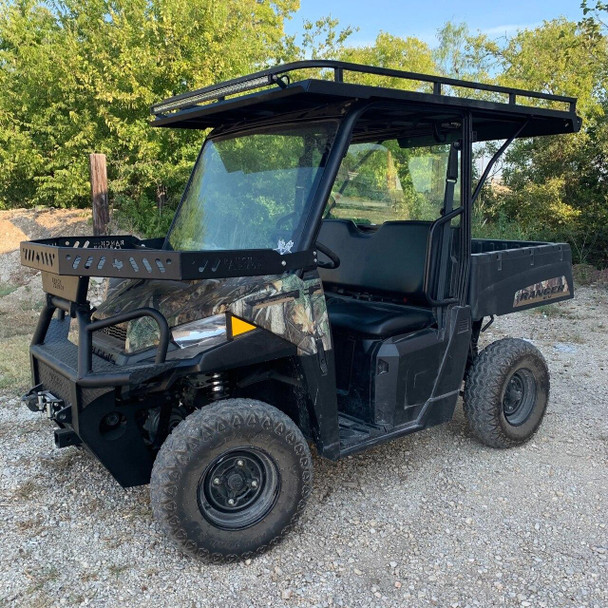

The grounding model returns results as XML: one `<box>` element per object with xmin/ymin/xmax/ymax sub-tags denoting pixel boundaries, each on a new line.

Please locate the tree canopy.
<box><xmin>0</xmin><ymin>0</ymin><xmax>302</xmax><ymax>210</ymax></box>
<box><xmin>449</xmin><ymin>14</ymin><xmax>608</xmax><ymax>267</ymax></box>
<box><xmin>0</xmin><ymin>1</ymin><xmax>607</xmax><ymax>266</ymax></box>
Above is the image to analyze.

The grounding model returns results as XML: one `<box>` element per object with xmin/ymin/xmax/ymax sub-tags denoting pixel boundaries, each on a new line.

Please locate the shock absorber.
<box><xmin>183</xmin><ymin>372</ymin><xmax>230</xmax><ymax>408</ymax></box>
<box><xmin>209</xmin><ymin>372</ymin><xmax>227</xmax><ymax>401</ymax></box>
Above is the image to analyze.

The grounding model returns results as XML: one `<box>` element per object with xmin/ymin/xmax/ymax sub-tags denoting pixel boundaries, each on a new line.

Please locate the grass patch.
<box><xmin>0</xmin><ymin>334</ymin><xmax>32</xmax><ymax>391</ymax></box>
<box><xmin>25</xmin><ymin>565</ymin><xmax>59</xmax><ymax>596</ymax></box>
<box><xmin>0</xmin><ymin>308</ymin><xmax>39</xmax><ymax>340</ymax></box>
<box><xmin>81</xmin><ymin>496</ymin><xmax>103</xmax><ymax>516</ymax></box>
<box><xmin>572</xmin><ymin>263</ymin><xmax>608</xmax><ymax>286</ymax></box>
<box><xmin>0</xmin><ymin>283</ymin><xmax>18</xmax><ymax>297</ymax></box>
<box><xmin>564</xmin><ymin>331</ymin><xmax>586</xmax><ymax>344</ymax></box>
<box><xmin>0</xmin><ymin>286</ymin><xmax>41</xmax><ymax>340</ymax></box>
<box><xmin>13</xmin><ymin>478</ymin><xmax>41</xmax><ymax>500</ymax></box>
<box><xmin>16</xmin><ymin>515</ymin><xmax>45</xmax><ymax>535</ymax></box>
<box><xmin>40</xmin><ymin>450</ymin><xmax>81</xmax><ymax>475</ymax></box>
<box><xmin>80</xmin><ymin>571</ymin><xmax>99</xmax><ymax>583</ymax></box>
<box><xmin>108</xmin><ymin>563</ymin><xmax>130</xmax><ymax>577</ymax></box>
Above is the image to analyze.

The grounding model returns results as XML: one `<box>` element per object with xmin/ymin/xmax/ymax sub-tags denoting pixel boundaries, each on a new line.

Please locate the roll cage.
<box><xmin>151</xmin><ymin>59</ymin><xmax>580</xmax><ymax>305</ymax></box>
<box><xmin>21</xmin><ymin>60</ymin><xmax>581</xmax><ymax>309</ymax></box>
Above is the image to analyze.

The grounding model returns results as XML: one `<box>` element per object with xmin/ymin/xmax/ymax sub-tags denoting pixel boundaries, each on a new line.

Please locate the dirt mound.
<box><xmin>0</xmin><ymin>208</ymin><xmax>90</xmax><ymax>253</ymax></box>
<box><xmin>0</xmin><ymin>221</ymin><xmax>28</xmax><ymax>255</ymax></box>
<box><xmin>0</xmin><ymin>208</ymin><xmax>91</xmax><ymax>284</ymax></box>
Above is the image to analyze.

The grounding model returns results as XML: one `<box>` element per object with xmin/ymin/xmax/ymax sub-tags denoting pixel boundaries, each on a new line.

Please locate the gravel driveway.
<box><xmin>1</xmin><ymin>286</ymin><xmax>606</xmax><ymax>608</ymax></box>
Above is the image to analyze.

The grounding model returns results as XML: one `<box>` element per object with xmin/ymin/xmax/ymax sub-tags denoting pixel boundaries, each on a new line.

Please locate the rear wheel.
<box><xmin>464</xmin><ymin>338</ymin><xmax>549</xmax><ymax>448</ymax></box>
<box><xmin>150</xmin><ymin>399</ymin><xmax>312</xmax><ymax>561</ymax></box>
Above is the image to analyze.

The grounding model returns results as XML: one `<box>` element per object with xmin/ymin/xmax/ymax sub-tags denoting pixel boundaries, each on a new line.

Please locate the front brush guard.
<box><xmin>32</xmin><ymin>285</ymin><xmax>171</xmax><ymax>388</ymax></box>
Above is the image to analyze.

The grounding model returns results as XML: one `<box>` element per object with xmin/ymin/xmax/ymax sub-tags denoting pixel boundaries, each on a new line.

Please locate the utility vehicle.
<box><xmin>20</xmin><ymin>61</ymin><xmax>580</xmax><ymax>560</ymax></box>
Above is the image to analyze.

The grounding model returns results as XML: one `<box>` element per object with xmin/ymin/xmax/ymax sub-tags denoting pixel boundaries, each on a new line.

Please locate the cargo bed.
<box><xmin>469</xmin><ymin>239</ymin><xmax>573</xmax><ymax>319</ymax></box>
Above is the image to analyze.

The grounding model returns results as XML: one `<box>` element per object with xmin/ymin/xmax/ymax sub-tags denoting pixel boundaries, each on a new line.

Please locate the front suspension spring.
<box><xmin>209</xmin><ymin>372</ymin><xmax>228</xmax><ymax>401</ymax></box>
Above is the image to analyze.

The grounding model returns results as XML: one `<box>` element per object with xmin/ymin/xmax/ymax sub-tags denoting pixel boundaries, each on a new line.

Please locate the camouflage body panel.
<box><xmin>95</xmin><ymin>273</ymin><xmax>331</xmax><ymax>356</ymax></box>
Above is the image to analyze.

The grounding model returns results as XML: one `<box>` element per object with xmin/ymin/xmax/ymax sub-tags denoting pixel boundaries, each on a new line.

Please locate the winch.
<box><xmin>22</xmin><ymin>385</ymin><xmax>64</xmax><ymax>419</ymax></box>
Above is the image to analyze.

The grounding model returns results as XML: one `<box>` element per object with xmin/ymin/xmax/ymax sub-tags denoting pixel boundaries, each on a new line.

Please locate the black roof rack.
<box><xmin>151</xmin><ymin>59</ymin><xmax>577</xmax><ymax>117</ymax></box>
<box><xmin>150</xmin><ymin>60</ymin><xmax>581</xmax><ymax>142</ymax></box>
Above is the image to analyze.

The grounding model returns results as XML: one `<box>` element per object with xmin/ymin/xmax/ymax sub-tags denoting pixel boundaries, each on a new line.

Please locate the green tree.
<box><xmin>455</xmin><ymin>17</ymin><xmax>608</xmax><ymax>266</ymax></box>
<box><xmin>339</xmin><ymin>32</ymin><xmax>436</xmax><ymax>90</ymax></box>
<box><xmin>0</xmin><ymin>0</ymin><xmax>300</xmax><ymax>213</ymax></box>
<box><xmin>435</xmin><ymin>22</ymin><xmax>497</xmax><ymax>82</ymax></box>
<box><xmin>497</xmin><ymin>19</ymin><xmax>607</xmax><ymax>266</ymax></box>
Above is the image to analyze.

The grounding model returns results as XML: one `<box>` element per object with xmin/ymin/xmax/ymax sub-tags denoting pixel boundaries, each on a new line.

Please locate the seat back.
<box><xmin>317</xmin><ymin>219</ymin><xmax>432</xmax><ymax>306</ymax></box>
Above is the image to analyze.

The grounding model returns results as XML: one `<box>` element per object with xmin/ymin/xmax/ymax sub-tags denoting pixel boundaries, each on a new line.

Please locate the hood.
<box><xmin>95</xmin><ymin>276</ymin><xmax>272</xmax><ymax>329</ymax></box>
<box><xmin>94</xmin><ymin>272</ymin><xmax>330</xmax><ymax>356</ymax></box>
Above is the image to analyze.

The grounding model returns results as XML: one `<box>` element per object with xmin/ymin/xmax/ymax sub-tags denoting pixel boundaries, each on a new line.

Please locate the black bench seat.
<box><xmin>326</xmin><ymin>296</ymin><xmax>435</xmax><ymax>338</ymax></box>
<box><xmin>318</xmin><ymin>219</ymin><xmax>438</xmax><ymax>338</ymax></box>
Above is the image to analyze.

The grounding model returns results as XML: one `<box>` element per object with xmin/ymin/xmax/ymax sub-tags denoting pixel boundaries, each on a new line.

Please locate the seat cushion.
<box><xmin>327</xmin><ymin>297</ymin><xmax>435</xmax><ymax>338</ymax></box>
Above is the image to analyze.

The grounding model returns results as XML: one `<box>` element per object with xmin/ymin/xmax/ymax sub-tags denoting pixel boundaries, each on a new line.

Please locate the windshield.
<box><xmin>167</xmin><ymin>123</ymin><xmax>336</xmax><ymax>252</ymax></box>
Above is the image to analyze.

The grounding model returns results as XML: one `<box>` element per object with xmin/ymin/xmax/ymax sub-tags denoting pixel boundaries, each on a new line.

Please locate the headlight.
<box><xmin>125</xmin><ymin>317</ymin><xmax>160</xmax><ymax>354</ymax></box>
<box><xmin>171</xmin><ymin>314</ymin><xmax>227</xmax><ymax>351</ymax></box>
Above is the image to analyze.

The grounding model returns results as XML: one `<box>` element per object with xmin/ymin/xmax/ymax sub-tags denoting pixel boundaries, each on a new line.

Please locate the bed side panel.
<box><xmin>469</xmin><ymin>242</ymin><xmax>573</xmax><ymax>319</ymax></box>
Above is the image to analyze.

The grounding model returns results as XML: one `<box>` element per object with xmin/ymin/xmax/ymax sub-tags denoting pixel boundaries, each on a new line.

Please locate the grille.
<box><xmin>99</xmin><ymin>324</ymin><xmax>127</xmax><ymax>342</ymax></box>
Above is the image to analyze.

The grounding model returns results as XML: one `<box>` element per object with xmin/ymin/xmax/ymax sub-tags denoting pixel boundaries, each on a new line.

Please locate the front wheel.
<box><xmin>150</xmin><ymin>399</ymin><xmax>313</xmax><ymax>560</ymax></box>
<box><xmin>464</xmin><ymin>338</ymin><xmax>549</xmax><ymax>448</ymax></box>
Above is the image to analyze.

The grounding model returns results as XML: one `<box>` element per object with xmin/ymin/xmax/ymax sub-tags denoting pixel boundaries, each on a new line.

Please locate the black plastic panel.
<box><xmin>469</xmin><ymin>240</ymin><xmax>574</xmax><ymax>319</ymax></box>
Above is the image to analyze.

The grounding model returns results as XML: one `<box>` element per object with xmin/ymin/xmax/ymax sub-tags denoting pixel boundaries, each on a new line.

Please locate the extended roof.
<box><xmin>150</xmin><ymin>60</ymin><xmax>582</xmax><ymax>142</ymax></box>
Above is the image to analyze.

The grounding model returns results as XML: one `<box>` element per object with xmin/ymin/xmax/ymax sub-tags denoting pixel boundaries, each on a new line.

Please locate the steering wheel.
<box><xmin>315</xmin><ymin>241</ymin><xmax>340</xmax><ymax>269</ymax></box>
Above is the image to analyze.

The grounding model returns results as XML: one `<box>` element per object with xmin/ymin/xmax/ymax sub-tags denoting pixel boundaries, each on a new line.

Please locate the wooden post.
<box><xmin>89</xmin><ymin>153</ymin><xmax>109</xmax><ymax>236</ymax></box>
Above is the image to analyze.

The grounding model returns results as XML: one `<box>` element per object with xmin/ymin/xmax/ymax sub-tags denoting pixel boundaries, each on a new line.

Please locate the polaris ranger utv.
<box><xmin>20</xmin><ymin>61</ymin><xmax>580</xmax><ymax>560</ymax></box>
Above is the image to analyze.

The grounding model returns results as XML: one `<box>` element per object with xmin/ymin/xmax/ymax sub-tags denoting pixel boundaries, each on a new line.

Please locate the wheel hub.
<box><xmin>502</xmin><ymin>368</ymin><xmax>537</xmax><ymax>425</ymax></box>
<box><xmin>227</xmin><ymin>473</ymin><xmax>245</xmax><ymax>492</ymax></box>
<box><xmin>198</xmin><ymin>448</ymin><xmax>279</xmax><ymax>530</ymax></box>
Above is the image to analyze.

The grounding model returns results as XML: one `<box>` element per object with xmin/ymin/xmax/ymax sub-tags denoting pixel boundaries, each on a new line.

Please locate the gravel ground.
<box><xmin>1</xmin><ymin>286</ymin><xmax>606</xmax><ymax>608</ymax></box>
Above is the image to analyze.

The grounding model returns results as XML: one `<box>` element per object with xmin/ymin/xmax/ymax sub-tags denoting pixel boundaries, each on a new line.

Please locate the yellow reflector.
<box><xmin>231</xmin><ymin>316</ymin><xmax>256</xmax><ymax>338</ymax></box>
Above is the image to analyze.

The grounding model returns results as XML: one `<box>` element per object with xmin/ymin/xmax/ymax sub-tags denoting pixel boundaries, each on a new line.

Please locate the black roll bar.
<box><xmin>33</xmin><ymin>295</ymin><xmax>171</xmax><ymax>386</ymax></box>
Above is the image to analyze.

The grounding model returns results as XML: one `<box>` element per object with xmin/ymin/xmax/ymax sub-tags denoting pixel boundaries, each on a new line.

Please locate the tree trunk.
<box><xmin>89</xmin><ymin>153</ymin><xmax>110</xmax><ymax>236</ymax></box>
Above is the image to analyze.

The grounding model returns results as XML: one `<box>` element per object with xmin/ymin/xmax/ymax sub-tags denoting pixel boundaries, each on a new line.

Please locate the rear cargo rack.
<box><xmin>151</xmin><ymin>59</ymin><xmax>577</xmax><ymax>117</ymax></box>
<box><xmin>20</xmin><ymin>235</ymin><xmax>316</xmax><ymax>281</ymax></box>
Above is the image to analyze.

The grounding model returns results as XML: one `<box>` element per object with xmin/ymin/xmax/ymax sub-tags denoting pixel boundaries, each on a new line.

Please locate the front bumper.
<box><xmin>26</xmin><ymin>296</ymin><xmax>177</xmax><ymax>487</ymax></box>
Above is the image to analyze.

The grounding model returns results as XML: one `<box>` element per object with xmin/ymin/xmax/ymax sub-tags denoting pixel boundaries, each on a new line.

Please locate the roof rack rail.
<box><xmin>151</xmin><ymin>59</ymin><xmax>577</xmax><ymax>117</ymax></box>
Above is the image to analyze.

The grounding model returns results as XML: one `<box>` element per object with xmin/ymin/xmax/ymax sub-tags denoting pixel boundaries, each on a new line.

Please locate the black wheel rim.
<box><xmin>502</xmin><ymin>368</ymin><xmax>537</xmax><ymax>426</ymax></box>
<box><xmin>198</xmin><ymin>448</ymin><xmax>279</xmax><ymax>530</ymax></box>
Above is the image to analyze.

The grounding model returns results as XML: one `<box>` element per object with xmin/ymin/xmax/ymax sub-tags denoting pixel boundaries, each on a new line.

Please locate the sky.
<box><xmin>284</xmin><ymin>0</ymin><xmax>585</xmax><ymax>47</ymax></box>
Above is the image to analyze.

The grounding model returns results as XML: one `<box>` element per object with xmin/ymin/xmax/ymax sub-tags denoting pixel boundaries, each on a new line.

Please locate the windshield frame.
<box><xmin>164</xmin><ymin>119</ymin><xmax>340</xmax><ymax>253</ymax></box>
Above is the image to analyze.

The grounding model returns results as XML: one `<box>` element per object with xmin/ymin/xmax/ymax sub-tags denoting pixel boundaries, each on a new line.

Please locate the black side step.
<box><xmin>338</xmin><ymin>414</ymin><xmax>384</xmax><ymax>452</ymax></box>
<box><xmin>338</xmin><ymin>412</ymin><xmax>424</xmax><ymax>457</ymax></box>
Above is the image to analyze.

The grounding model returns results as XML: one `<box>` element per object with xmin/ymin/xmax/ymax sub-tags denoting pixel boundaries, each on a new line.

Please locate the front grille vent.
<box><xmin>99</xmin><ymin>324</ymin><xmax>127</xmax><ymax>342</ymax></box>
